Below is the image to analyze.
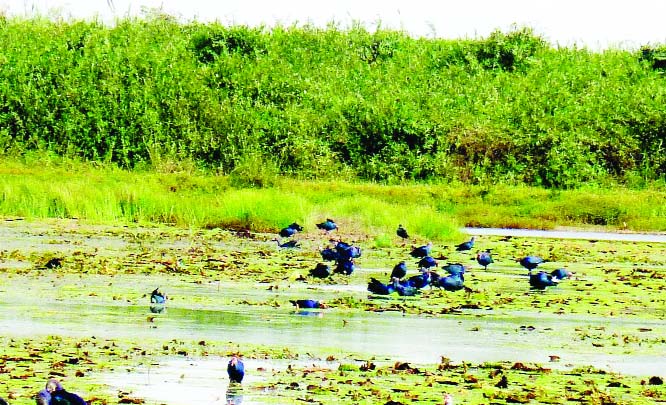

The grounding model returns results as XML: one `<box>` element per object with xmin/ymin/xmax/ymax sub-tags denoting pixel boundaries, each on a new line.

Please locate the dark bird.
<box><xmin>410</xmin><ymin>242</ymin><xmax>433</xmax><ymax>258</ymax></box>
<box><xmin>455</xmin><ymin>236</ymin><xmax>475</xmax><ymax>251</ymax></box>
<box><xmin>310</xmin><ymin>263</ymin><xmax>332</xmax><ymax>279</ymax></box>
<box><xmin>279</xmin><ymin>222</ymin><xmax>303</xmax><ymax>238</ymax></box>
<box><xmin>391</xmin><ymin>261</ymin><xmax>408</xmax><ymax>280</ymax></box>
<box><xmin>519</xmin><ymin>256</ymin><xmax>544</xmax><ymax>271</ymax></box>
<box><xmin>435</xmin><ymin>273</ymin><xmax>465</xmax><ymax>292</ymax></box>
<box><xmin>417</xmin><ymin>256</ymin><xmax>438</xmax><ymax>269</ymax></box>
<box><xmin>227</xmin><ymin>355</ymin><xmax>245</xmax><ymax>384</ymax></box>
<box><xmin>45</xmin><ymin>257</ymin><xmax>63</xmax><ymax>269</ymax></box>
<box><xmin>405</xmin><ymin>269</ymin><xmax>434</xmax><ymax>289</ymax></box>
<box><xmin>150</xmin><ymin>288</ymin><xmax>167</xmax><ymax>304</ymax></box>
<box><xmin>476</xmin><ymin>250</ymin><xmax>493</xmax><ymax>270</ymax></box>
<box><xmin>316</xmin><ymin>218</ymin><xmax>337</xmax><ymax>233</ymax></box>
<box><xmin>39</xmin><ymin>378</ymin><xmax>87</xmax><ymax>405</ymax></box>
<box><xmin>335</xmin><ymin>242</ymin><xmax>361</xmax><ymax>260</ymax></box>
<box><xmin>442</xmin><ymin>263</ymin><xmax>466</xmax><ymax>276</ymax></box>
<box><xmin>396</xmin><ymin>224</ymin><xmax>409</xmax><ymax>240</ymax></box>
<box><xmin>367</xmin><ymin>277</ymin><xmax>396</xmax><ymax>295</ymax></box>
<box><xmin>394</xmin><ymin>280</ymin><xmax>419</xmax><ymax>297</ymax></box>
<box><xmin>320</xmin><ymin>247</ymin><xmax>339</xmax><ymax>261</ymax></box>
<box><xmin>334</xmin><ymin>258</ymin><xmax>355</xmax><ymax>275</ymax></box>
<box><xmin>551</xmin><ymin>268</ymin><xmax>572</xmax><ymax>280</ymax></box>
<box><xmin>529</xmin><ymin>271</ymin><xmax>558</xmax><ymax>290</ymax></box>
<box><xmin>275</xmin><ymin>239</ymin><xmax>299</xmax><ymax>249</ymax></box>
<box><xmin>290</xmin><ymin>299</ymin><xmax>327</xmax><ymax>309</ymax></box>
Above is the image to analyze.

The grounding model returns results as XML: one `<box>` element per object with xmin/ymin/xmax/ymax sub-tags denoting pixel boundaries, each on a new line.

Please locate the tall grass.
<box><xmin>0</xmin><ymin>17</ymin><xmax>665</xmax><ymax>187</ymax></box>
<box><xmin>1</xmin><ymin>158</ymin><xmax>664</xmax><ymax>237</ymax></box>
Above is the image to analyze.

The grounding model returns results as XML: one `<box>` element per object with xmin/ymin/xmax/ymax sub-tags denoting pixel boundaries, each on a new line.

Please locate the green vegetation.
<box><xmin>2</xmin><ymin>157</ymin><xmax>666</xmax><ymax>234</ymax></box>
<box><xmin>0</xmin><ymin>15</ymin><xmax>665</xmax><ymax>187</ymax></box>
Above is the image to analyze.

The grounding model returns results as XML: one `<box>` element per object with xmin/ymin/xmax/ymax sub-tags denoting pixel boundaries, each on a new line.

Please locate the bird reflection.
<box><xmin>149</xmin><ymin>304</ymin><xmax>166</xmax><ymax>314</ymax></box>
<box><xmin>226</xmin><ymin>385</ymin><xmax>243</xmax><ymax>404</ymax></box>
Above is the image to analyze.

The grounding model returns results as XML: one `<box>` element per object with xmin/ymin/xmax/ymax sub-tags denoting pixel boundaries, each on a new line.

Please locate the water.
<box><xmin>464</xmin><ymin>227</ymin><xmax>666</xmax><ymax>243</ymax></box>
<box><xmin>2</xmin><ymin>221</ymin><xmax>666</xmax><ymax>404</ymax></box>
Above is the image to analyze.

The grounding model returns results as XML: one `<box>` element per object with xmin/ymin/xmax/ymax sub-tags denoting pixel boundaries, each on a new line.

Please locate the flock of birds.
<box><xmin>141</xmin><ymin>218</ymin><xmax>572</xmax><ymax>393</ymax></box>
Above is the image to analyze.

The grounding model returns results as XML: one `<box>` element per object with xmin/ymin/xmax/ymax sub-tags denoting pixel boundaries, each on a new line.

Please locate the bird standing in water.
<box><xmin>37</xmin><ymin>378</ymin><xmax>87</xmax><ymax>405</ymax></box>
<box><xmin>455</xmin><ymin>236</ymin><xmax>475</xmax><ymax>251</ymax></box>
<box><xmin>290</xmin><ymin>299</ymin><xmax>327</xmax><ymax>309</ymax></box>
<box><xmin>410</xmin><ymin>242</ymin><xmax>433</xmax><ymax>258</ymax></box>
<box><xmin>227</xmin><ymin>355</ymin><xmax>245</xmax><ymax>384</ymax></box>
<box><xmin>519</xmin><ymin>256</ymin><xmax>544</xmax><ymax>271</ymax></box>
<box><xmin>476</xmin><ymin>250</ymin><xmax>493</xmax><ymax>270</ymax></box>
<box><xmin>150</xmin><ymin>288</ymin><xmax>167</xmax><ymax>304</ymax></box>
<box><xmin>391</xmin><ymin>261</ymin><xmax>408</xmax><ymax>280</ymax></box>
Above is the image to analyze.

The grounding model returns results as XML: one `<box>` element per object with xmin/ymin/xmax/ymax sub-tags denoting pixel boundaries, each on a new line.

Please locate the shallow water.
<box><xmin>2</xmin><ymin>220</ymin><xmax>666</xmax><ymax>404</ymax></box>
<box><xmin>1</xmin><ymin>274</ymin><xmax>664</xmax><ymax>374</ymax></box>
<box><xmin>465</xmin><ymin>227</ymin><xmax>666</xmax><ymax>242</ymax></box>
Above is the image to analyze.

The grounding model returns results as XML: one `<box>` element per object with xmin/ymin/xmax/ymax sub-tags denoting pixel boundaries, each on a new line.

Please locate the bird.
<box><xmin>367</xmin><ymin>277</ymin><xmax>396</xmax><ymax>295</ymax></box>
<box><xmin>290</xmin><ymin>299</ymin><xmax>327</xmax><ymax>309</ymax></box>
<box><xmin>316</xmin><ymin>218</ymin><xmax>337</xmax><ymax>233</ymax></box>
<box><xmin>410</xmin><ymin>242</ymin><xmax>433</xmax><ymax>258</ymax></box>
<box><xmin>529</xmin><ymin>271</ymin><xmax>558</xmax><ymax>290</ymax></box>
<box><xmin>334</xmin><ymin>259</ymin><xmax>355</xmax><ymax>275</ymax></box>
<box><xmin>45</xmin><ymin>257</ymin><xmax>63</xmax><ymax>269</ymax></box>
<box><xmin>405</xmin><ymin>269</ymin><xmax>434</xmax><ymax>289</ymax></box>
<box><xmin>279</xmin><ymin>222</ymin><xmax>303</xmax><ymax>238</ymax></box>
<box><xmin>551</xmin><ymin>268</ymin><xmax>572</xmax><ymax>280</ymax></box>
<box><xmin>390</xmin><ymin>261</ymin><xmax>408</xmax><ymax>280</ymax></box>
<box><xmin>40</xmin><ymin>378</ymin><xmax>87</xmax><ymax>405</ymax></box>
<box><xmin>476</xmin><ymin>250</ymin><xmax>493</xmax><ymax>270</ymax></box>
<box><xmin>394</xmin><ymin>280</ymin><xmax>419</xmax><ymax>297</ymax></box>
<box><xmin>320</xmin><ymin>247</ymin><xmax>339</xmax><ymax>261</ymax></box>
<box><xmin>150</xmin><ymin>288</ymin><xmax>167</xmax><ymax>304</ymax></box>
<box><xmin>435</xmin><ymin>273</ymin><xmax>465</xmax><ymax>292</ymax></box>
<box><xmin>335</xmin><ymin>242</ymin><xmax>361</xmax><ymax>260</ymax></box>
<box><xmin>442</xmin><ymin>263</ymin><xmax>466</xmax><ymax>276</ymax></box>
<box><xmin>396</xmin><ymin>224</ymin><xmax>409</xmax><ymax>240</ymax></box>
<box><xmin>519</xmin><ymin>256</ymin><xmax>544</xmax><ymax>271</ymax></box>
<box><xmin>444</xmin><ymin>393</ymin><xmax>454</xmax><ymax>405</ymax></box>
<box><xmin>310</xmin><ymin>263</ymin><xmax>332</xmax><ymax>279</ymax></box>
<box><xmin>227</xmin><ymin>355</ymin><xmax>245</xmax><ymax>384</ymax></box>
<box><xmin>417</xmin><ymin>256</ymin><xmax>438</xmax><ymax>269</ymax></box>
<box><xmin>275</xmin><ymin>239</ymin><xmax>299</xmax><ymax>249</ymax></box>
<box><xmin>455</xmin><ymin>236</ymin><xmax>475</xmax><ymax>251</ymax></box>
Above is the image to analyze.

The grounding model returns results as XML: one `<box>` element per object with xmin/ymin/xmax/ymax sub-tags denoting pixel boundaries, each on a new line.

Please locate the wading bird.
<box><xmin>279</xmin><ymin>222</ymin><xmax>303</xmax><ymax>238</ymax></box>
<box><xmin>391</xmin><ymin>261</ymin><xmax>408</xmax><ymax>280</ymax></box>
<box><xmin>529</xmin><ymin>271</ymin><xmax>558</xmax><ymax>290</ymax></box>
<box><xmin>476</xmin><ymin>250</ymin><xmax>493</xmax><ymax>270</ymax></box>
<box><xmin>290</xmin><ymin>299</ymin><xmax>327</xmax><ymax>309</ymax></box>
<box><xmin>227</xmin><ymin>355</ymin><xmax>245</xmax><ymax>384</ymax></box>
<box><xmin>519</xmin><ymin>256</ymin><xmax>544</xmax><ymax>271</ymax></box>
<box><xmin>310</xmin><ymin>263</ymin><xmax>332</xmax><ymax>278</ymax></box>
<box><xmin>150</xmin><ymin>288</ymin><xmax>167</xmax><ymax>304</ymax></box>
<box><xmin>455</xmin><ymin>236</ymin><xmax>475</xmax><ymax>251</ymax></box>
<box><xmin>316</xmin><ymin>219</ymin><xmax>337</xmax><ymax>233</ymax></box>
<box><xmin>410</xmin><ymin>242</ymin><xmax>433</xmax><ymax>258</ymax></box>
<box><xmin>38</xmin><ymin>378</ymin><xmax>87</xmax><ymax>405</ymax></box>
<box><xmin>396</xmin><ymin>224</ymin><xmax>409</xmax><ymax>240</ymax></box>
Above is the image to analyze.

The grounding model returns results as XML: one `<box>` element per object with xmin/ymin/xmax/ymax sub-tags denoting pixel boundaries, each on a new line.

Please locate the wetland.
<box><xmin>0</xmin><ymin>218</ymin><xmax>665</xmax><ymax>404</ymax></box>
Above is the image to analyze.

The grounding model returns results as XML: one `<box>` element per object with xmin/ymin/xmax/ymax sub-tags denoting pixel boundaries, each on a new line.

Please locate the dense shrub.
<box><xmin>0</xmin><ymin>16</ymin><xmax>665</xmax><ymax>188</ymax></box>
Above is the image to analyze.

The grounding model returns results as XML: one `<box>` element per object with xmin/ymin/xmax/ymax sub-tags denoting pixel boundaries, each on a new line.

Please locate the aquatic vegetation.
<box><xmin>0</xmin><ymin>219</ymin><xmax>664</xmax><ymax>404</ymax></box>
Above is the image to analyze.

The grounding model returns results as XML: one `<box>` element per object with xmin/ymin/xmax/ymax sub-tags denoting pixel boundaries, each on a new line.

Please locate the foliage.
<box><xmin>0</xmin><ymin>17</ymin><xmax>665</xmax><ymax>187</ymax></box>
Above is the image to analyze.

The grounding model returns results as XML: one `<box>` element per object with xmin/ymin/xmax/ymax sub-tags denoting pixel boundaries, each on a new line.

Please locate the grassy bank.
<box><xmin>0</xmin><ymin>16</ymin><xmax>665</xmax><ymax>187</ymax></box>
<box><xmin>1</xmin><ymin>158</ymin><xmax>665</xmax><ymax>237</ymax></box>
